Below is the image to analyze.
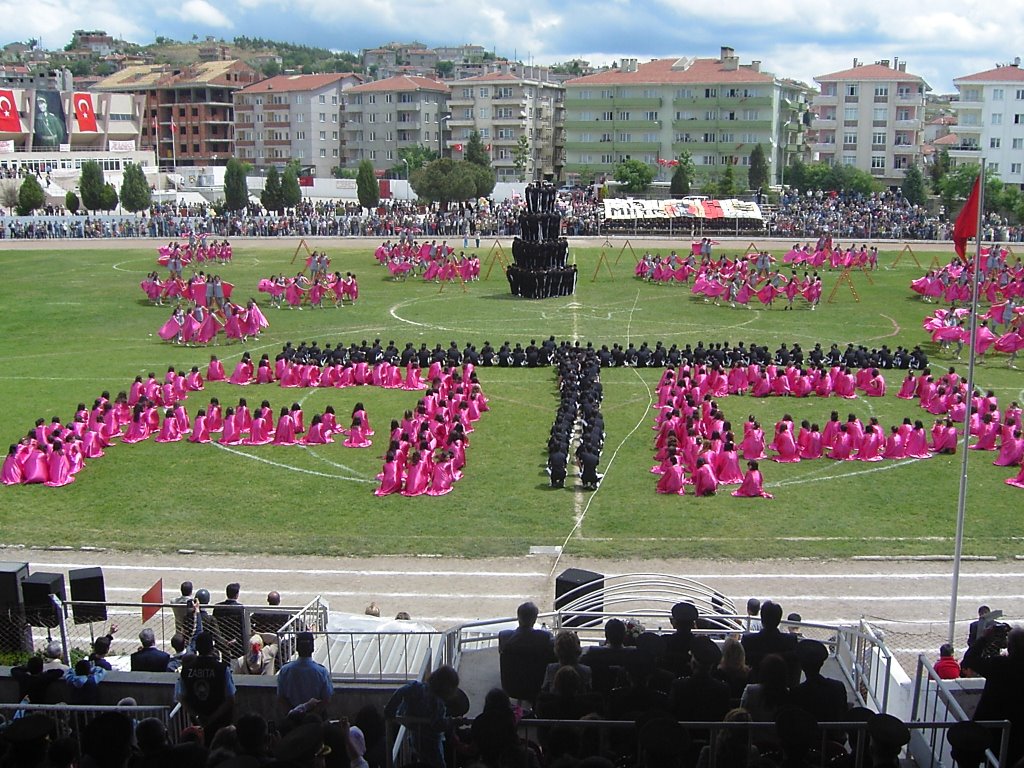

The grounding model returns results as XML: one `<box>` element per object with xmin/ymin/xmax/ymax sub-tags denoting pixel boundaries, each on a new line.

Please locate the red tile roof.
<box><xmin>932</xmin><ymin>133</ymin><xmax>960</xmax><ymax>145</ymax></box>
<box><xmin>456</xmin><ymin>72</ymin><xmax>523</xmax><ymax>83</ymax></box>
<box><xmin>816</xmin><ymin>63</ymin><xmax>925</xmax><ymax>82</ymax></box>
<box><xmin>348</xmin><ymin>75</ymin><xmax>450</xmax><ymax>94</ymax></box>
<box><xmin>955</xmin><ymin>65</ymin><xmax>1024</xmax><ymax>83</ymax></box>
<box><xmin>565</xmin><ymin>57</ymin><xmax>775</xmax><ymax>86</ymax></box>
<box><xmin>239</xmin><ymin>73</ymin><xmax>362</xmax><ymax>94</ymax></box>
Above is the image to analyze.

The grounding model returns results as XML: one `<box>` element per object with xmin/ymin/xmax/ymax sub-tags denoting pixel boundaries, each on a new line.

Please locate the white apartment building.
<box><xmin>446</xmin><ymin>65</ymin><xmax>565</xmax><ymax>182</ymax></box>
<box><xmin>950</xmin><ymin>60</ymin><xmax>1024</xmax><ymax>188</ymax></box>
<box><xmin>812</xmin><ymin>58</ymin><xmax>927</xmax><ymax>185</ymax></box>
<box><xmin>234</xmin><ymin>73</ymin><xmax>364</xmax><ymax>178</ymax></box>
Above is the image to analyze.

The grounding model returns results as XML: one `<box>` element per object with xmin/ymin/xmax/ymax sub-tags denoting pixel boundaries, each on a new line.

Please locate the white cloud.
<box><xmin>173</xmin><ymin>0</ymin><xmax>233</xmax><ymax>28</ymax></box>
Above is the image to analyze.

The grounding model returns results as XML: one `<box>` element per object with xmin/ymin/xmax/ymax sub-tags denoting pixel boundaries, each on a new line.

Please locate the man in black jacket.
<box><xmin>130</xmin><ymin>628</ymin><xmax>172</xmax><ymax>672</ymax></box>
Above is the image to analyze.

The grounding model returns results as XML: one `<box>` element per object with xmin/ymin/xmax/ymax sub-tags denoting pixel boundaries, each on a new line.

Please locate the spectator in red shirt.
<box><xmin>934</xmin><ymin>643</ymin><xmax>961</xmax><ymax>680</ymax></box>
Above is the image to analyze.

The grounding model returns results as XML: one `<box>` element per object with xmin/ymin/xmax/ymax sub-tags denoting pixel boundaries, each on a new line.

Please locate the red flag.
<box><xmin>170</xmin><ymin>118</ymin><xmax>177</xmax><ymax>133</ymax></box>
<box><xmin>453</xmin><ymin>143</ymin><xmax>464</xmax><ymax>152</ymax></box>
<box><xmin>953</xmin><ymin>174</ymin><xmax>982</xmax><ymax>263</ymax></box>
<box><xmin>141</xmin><ymin>578</ymin><xmax>163</xmax><ymax>623</ymax></box>
<box><xmin>151</xmin><ymin>116</ymin><xmax>157</xmax><ymax>132</ymax></box>
<box><xmin>0</xmin><ymin>89</ymin><xmax>21</xmax><ymax>132</ymax></box>
<box><xmin>74</xmin><ymin>92</ymin><xmax>98</xmax><ymax>132</ymax></box>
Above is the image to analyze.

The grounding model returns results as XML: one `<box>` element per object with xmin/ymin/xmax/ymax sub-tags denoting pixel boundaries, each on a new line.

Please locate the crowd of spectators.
<box><xmin>764</xmin><ymin>189</ymin><xmax>943</xmax><ymax>240</ymax></box>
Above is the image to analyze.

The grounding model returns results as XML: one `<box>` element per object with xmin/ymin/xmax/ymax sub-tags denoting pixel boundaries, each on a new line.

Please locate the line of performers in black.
<box><xmin>547</xmin><ymin>346</ymin><xmax>605</xmax><ymax>490</ymax></box>
<box><xmin>261</xmin><ymin>336</ymin><xmax>930</xmax><ymax>372</ymax></box>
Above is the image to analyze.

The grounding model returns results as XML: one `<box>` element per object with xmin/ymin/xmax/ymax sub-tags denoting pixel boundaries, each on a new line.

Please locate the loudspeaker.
<box><xmin>555</xmin><ymin>568</ymin><xmax>604</xmax><ymax>627</ymax></box>
<box><xmin>21</xmin><ymin>572</ymin><xmax>66</xmax><ymax>628</ymax></box>
<box><xmin>0</xmin><ymin>562</ymin><xmax>29</xmax><ymax>607</ymax></box>
<box><xmin>69</xmin><ymin>567</ymin><xmax>107</xmax><ymax>625</ymax></box>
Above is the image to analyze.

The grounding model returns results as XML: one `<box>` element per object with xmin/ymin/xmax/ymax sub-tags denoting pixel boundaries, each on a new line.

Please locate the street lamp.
<box><xmin>402</xmin><ymin>157</ymin><xmax>409</xmax><ymax>180</ymax></box>
<box><xmin>438</xmin><ymin>111</ymin><xmax>452</xmax><ymax>159</ymax></box>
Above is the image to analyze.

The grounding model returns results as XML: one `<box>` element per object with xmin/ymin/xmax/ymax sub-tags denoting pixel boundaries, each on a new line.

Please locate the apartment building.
<box><xmin>446</xmin><ymin>65</ymin><xmax>565</xmax><ymax>182</ymax></box>
<box><xmin>562</xmin><ymin>48</ymin><xmax>810</xmax><ymax>188</ymax></box>
<box><xmin>342</xmin><ymin>75</ymin><xmax>449</xmax><ymax>174</ymax></box>
<box><xmin>234</xmin><ymin>73</ymin><xmax>364</xmax><ymax>178</ymax></box>
<box><xmin>92</xmin><ymin>60</ymin><xmax>259</xmax><ymax>167</ymax></box>
<box><xmin>812</xmin><ymin>58</ymin><xmax>927</xmax><ymax>184</ymax></box>
<box><xmin>950</xmin><ymin>59</ymin><xmax>1024</xmax><ymax>188</ymax></box>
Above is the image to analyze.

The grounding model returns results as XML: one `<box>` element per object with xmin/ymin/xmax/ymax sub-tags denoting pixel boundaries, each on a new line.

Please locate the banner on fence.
<box><xmin>603</xmin><ymin>197</ymin><xmax>763</xmax><ymax>221</ymax></box>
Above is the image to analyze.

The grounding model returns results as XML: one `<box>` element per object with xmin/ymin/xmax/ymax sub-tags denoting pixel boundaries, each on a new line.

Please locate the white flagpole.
<box><xmin>948</xmin><ymin>159</ymin><xmax>985</xmax><ymax>645</ymax></box>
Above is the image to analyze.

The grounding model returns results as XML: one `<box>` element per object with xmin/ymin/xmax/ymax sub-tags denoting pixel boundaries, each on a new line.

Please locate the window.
<box><xmin>846</xmin><ymin>84</ymin><xmax>859</xmax><ymax>97</ymax></box>
<box><xmin>368</xmin><ymin>113</ymin><xmax>376</xmax><ymax>123</ymax></box>
<box><xmin>992</xmin><ymin>113</ymin><xmax>1003</xmax><ymax>125</ymax></box>
<box><xmin>675</xmin><ymin>88</ymin><xmax>693</xmax><ymax>99</ymax></box>
<box><xmin>319</xmin><ymin>148</ymin><xmax>326</xmax><ymax>157</ymax></box>
<box><xmin>644</xmin><ymin>111</ymin><xmax>659</xmax><ymax>121</ymax></box>
<box><xmin>873</xmin><ymin>85</ymin><xmax>889</xmax><ymax>97</ymax></box>
<box><xmin>319</xmin><ymin>131</ymin><xmax>326</xmax><ymax>140</ymax></box>
<box><xmin>642</xmin><ymin>132</ymin><xmax>658</xmax><ymax>142</ymax></box>
<box><xmin>843</xmin><ymin>132</ymin><xmax>857</xmax><ymax>145</ymax></box>
<box><xmin>701</xmin><ymin>155</ymin><xmax>716</xmax><ymax>165</ymax></box>
<box><xmin>704</xmin><ymin>88</ymin><xmax>717</xmax><ymax>98</ymax></box>
<box><xmin>705</xmin><ymin>110</ymin><xmax>718</xmax><ymax>120</ymax></box>
<box><xmin>601</xmin><ymin>111</ymin><xmax>613</xmax><ymax>121</ymax></box>
<box><xmin>1014</xmin><ymin>138</ymin><xmax>1023</xmax><ymax>149</ymax></box>
<box><xmin>295</xmin><ymin>131</ymin><xmax>305</xmax><ymax>140</ymax></box>
<box><xmin>990</xmin><ymin>163</ymin><xmax>999</xmax><ymax>173</ymax></box>
<box><xmin>742</xmin><ymin>109</ymin><xmax>760</xmax><ymax>121</ymax></box>
<box><xmin>386</xmin><ymin>150</ymin><xmax>393</xmax><ymax>160</ymax></box>
<box><xmin>332</xmin><ymin>114</ymin><xmax>337</xmax><ymax>123</ymax></box>
<box><xmin>332</xmin><ymin>148</ymin><xmax>339</xmax><ymax>157</ymax></box>
<box><xmin>1015</xmin><ymin>114</ymin><xmax>1024</xmax><ymax>124</ymax></box>
<box><xmin>896</xmin><ymin>109</ymin><xmax>912</xmax><ymax>121</ymax></box>
<box><xmin>675</xmin><ymin>110</ymin><xmax>694</xmax><ymax>120</ymax></box>
<box><xmin>642</xmin><ymin>88</ymin><xmax>659</xmax><ymax>98</ymax></box>
<box><xmin>842</xmin><ymin>154</ymin><xmax>856</xmax><ymax>166</ymax></box>
<box><xmin>991</xmin><ymin>137</ymin><xmax>1002</xmax><ymax>148</ymax></box>
<box><xmin>498</xmin><ymin>87</ymin><xmax>514</xmax><ymax>98</ymax></box>
<box><xmin>719</xmin><ymin>132</ymin><xmax>734</xmax><ymax>143</ymax></box>
<box><xmin>462</xmin><ymin>108</ymin><xmax>474</xmax><ymax>119</ymax></box>
<box><xmin>319</xmin><ymin>95</ymin><xmax>326</xmax><ymax>104</ymax></box>
<box><xmin>702</xmin><ymin>132</ymin><xmax>716</xmax><ymax>143</ymax></box>
<box><xmin>873</xmin><ymin>107</ymin><xmax>887</xmax><ymax>121</ymax></box>
<box><xmin>332</xmin><ymin>131</ymin><xmax>338</xmax><ymax>140</ymax></box>
<box><xmin>461</xmin><ymin>88</ymin><xmax>473</xmax><ymax>98</ymax></box>
<box><xmin>369</xmin><ymin>150</ymin><xmax>376</xmax><ymax>159</ymax></box>
<box><xmin>478</xmin><ymin>128</ymin><xmax>489</xmax><ymax>138</ymax></box>
<box><xmin>478</xmin><ymin>107</ymin><xmax>489</xmax><ymax>119</ymax></box>
<box><xmin>617</xmin><ymin>111</ymin><xmax>631</xmax><ymax>121</ymax></box>
<box><xmin>478</xmin><ymin>87</ymin><xmax>489</xmax><ymax>97</ymax></box>
<box><xmin>871</xmin><ymin>156</ymin><xmax>885</xmax><ymax>169</ymax></box>
<box><xmin>1013</xmin><ymin>163</ymin><xmax>1023</xmax><ymax>174</ymax></box>
<box><xmin>319</xmin><ymin>112</ymin><xmax>326</xmax><ymax>122</ymax></box>
<box><xmin>872</xmin><ymin>131</ymin><xmax>886</xmax><ymax>146</ymax></box>
<box><xmin>600</xmin><ymin>153</ymin><xmax>614</xmax><ymax>164</ymax></box>
<box><xmin>600</xmin><ymin>132</ymin><xmax>612</xmax><ymax>142</ymax></box>
<box><xmin>617</xmin><ymin>132</ymin><xmax>631</xmax><ymax>142</ymax></box>
<box><xmin>332</xmin><ymin>96</ymin><xmax>338</xmax><ymax>105</ymax></box>
<box><xmin>844</xmin><ymin>107</ymin><xmax>857</xmax><ymax>120</ymax></box>
<box><xmin>821</xmin><ymin>84</ymin><xmax>836</xmax><ymax>96</ymax></box>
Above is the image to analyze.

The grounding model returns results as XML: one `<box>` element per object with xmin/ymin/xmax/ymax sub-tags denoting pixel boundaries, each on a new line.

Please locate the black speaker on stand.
<box><xmin>0</xmin><ymin>562</ymin><xmax>31</xmax><ymax>653</ymax></box>
<box><xmin>21</xmin><ymin>572</ymin><xmax>66</xmax><ymax>629</ymax></box>
<box><xmin>69</xmin><ymin>567</ymin><xmax>107</xmax><ymax>625</ymax></box>
<box><xmin>555</xmin><ymin>568</ymin><xmax>604</xmax><ymax>628</ymax></box>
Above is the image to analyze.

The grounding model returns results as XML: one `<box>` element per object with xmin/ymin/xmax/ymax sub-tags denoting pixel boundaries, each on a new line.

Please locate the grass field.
<box><xmin>1</xmin><ymin>238</ymin><xmax>1021</xmax><ymax>560</ymax></box>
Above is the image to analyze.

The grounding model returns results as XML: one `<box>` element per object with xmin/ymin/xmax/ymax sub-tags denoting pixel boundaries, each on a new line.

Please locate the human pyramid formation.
<box><xmin>3</xmin><ymin>346</ymin><xmax>489</xmax><ymax>496</ymax></box>
<box><xmin>649</xmin><ymin>363</ymin><xmax>1024</xmax><ymax>497</ymax></box>
<box><xmin>636</xmin><ymin>248</ymin><xmax>824</xmax><ymax>310</ymax></box>
<box><xmin>373</xmin><ymin>239</ymin><xmax>481</xmax><ymax>283</ymax></box>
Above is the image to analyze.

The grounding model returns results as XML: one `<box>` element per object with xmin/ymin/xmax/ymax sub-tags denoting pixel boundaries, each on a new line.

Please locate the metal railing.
<box><xmin>911</xmin><ymin>654</ymin><xmax>1009</xmax><ymax>768</ymax></box>
<box><xmin>0</xmin><ymin>702</ymin><xmax>188</xmax><ymax>752</ymax></box>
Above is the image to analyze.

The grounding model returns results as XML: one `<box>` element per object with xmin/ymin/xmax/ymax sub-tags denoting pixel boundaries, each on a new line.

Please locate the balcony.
<box><xmin>814</xmin><ymin>117</ymin><xmax>837</xmax><ymax>128</ymax></box>
<box><xmin>608</xmin><ymin>97</ymin><xmax>662</xmax><ymax>108</ymax></box>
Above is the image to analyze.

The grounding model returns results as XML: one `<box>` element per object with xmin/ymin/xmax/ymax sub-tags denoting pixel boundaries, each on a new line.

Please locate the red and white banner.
<box><xmin>603</xmin><ymin>197</ymin><xmax>763</xmax><ymax>221</ymax></box>
<box><xmin>74</xmin><ymin>92</ymin><xmax>98</xmax><ymax>132</ymax></box>
<box><xmin>0</xmin><ymin>89</ymin><xmax>21</xmax><ymax>133</ymax></box>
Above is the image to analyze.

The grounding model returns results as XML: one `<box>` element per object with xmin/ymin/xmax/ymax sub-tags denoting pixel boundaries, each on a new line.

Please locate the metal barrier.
<box><xmin>911</xmin><ymin>654</ymin><xmax>1010</xmax><ymax>768</ymax></box>
<box><xmin>0</xmin><ymin>702</ymin><xmax>188</xmax><ymax>752</ymax></box>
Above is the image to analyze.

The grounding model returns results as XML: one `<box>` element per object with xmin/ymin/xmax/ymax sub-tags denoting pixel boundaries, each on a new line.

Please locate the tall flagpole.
<box><xmin>948</xmin><ymin>159</ymin><xmax>985</xmax><ymax>645</ymax></box>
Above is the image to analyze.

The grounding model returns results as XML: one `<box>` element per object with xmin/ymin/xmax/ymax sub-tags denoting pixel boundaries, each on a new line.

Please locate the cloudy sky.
<box><xmin>3</xmin><ymin>0</ymin><xmax>1013</xmax><ymax>93</ymax></box>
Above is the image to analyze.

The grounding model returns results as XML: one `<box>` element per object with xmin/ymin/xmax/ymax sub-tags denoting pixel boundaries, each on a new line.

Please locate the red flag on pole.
<box><xmin>169</xmin><ymin>118</ymin><xmax>177</xmax><ymax>134</ymax></box>
<box><xmin>0</xmin><ymin>89</ymin><xmax>21</xmax><ymax>132</ymax></box>
<box><xmin>74</xmin><ymin>92</ymin><xmax>98</xmax><ymax>132</ymax></box>
<box><xmin>953</xmin><ymin>174</ymin><xmax>982</xmax><ymax>263</ymax></box>
<box><xmin>141</xmin><ymin>578</ymin><xmax>163</xmax><ymax>623</ymax></box>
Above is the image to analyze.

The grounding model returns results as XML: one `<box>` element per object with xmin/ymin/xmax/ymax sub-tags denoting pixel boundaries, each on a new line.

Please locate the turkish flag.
<box><xmin>141</xmin><ymin>578</ymin><xmax>163</xmax><ymax>623</ymax></box>
<box><xmin>453</xmin><ymin>143</ymin><xmax>464</xmax><ymax>152</ymax></box>
<box><xmin>74</xmin><ymin>92</ymin><xmax>98</xmax><ymax>132</ymax></box>
<box><xmin>0</xmin><ymin>89</ymin><xmax>21</xmax><ymax>132</ymax></box>
<box><xmin>953</xmin><ymin>174</ymin><xmax>982</xmax><ymax>263</ymax></box>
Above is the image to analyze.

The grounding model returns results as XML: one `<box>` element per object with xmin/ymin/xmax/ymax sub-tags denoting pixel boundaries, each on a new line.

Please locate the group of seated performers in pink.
<box><xmin>374</xmin><ymin>240</ymin><xmax>481</xmax><ymax>283</ymax></box>
<box><xmin>257</xmin><ymin>271</ymin><xmax>359</xmax><ymax>309</ymax></box>
<box><xmin>157</xmin><ymin>299</ymin><xmax>268</xmax><ymax>345</ymax></box>
<box><xmin>186</xmin><ymin>398</ymin><xmax>374</xmax><ymax>448</ymax></box>
<box><xmin>653</xmin><ymin>361</ymin><xmax>888</xmax><ymax>403</ymax></box>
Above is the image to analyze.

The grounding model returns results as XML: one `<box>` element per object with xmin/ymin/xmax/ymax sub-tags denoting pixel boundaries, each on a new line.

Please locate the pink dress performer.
<box><xmin>189</xmin><ymin>413</ymin><xmax>211</xmax><ymax>444</ymax></box>
<box><xmin>43</xmin><ymin>446</ymin><xmax>74</xmax><ymax>487</ymax></box>
<box><xmin>692</xmin><ymin>460</ymin><xmax>718</xmax><ymax>497</ymax></box>
<box><xmin>656</xmin><ymin>458</ymin><xmax>686</xmax><ymax>495</ymax></box>
<box><xmin>20</xmin><ymin>448</ymin><xmax>48</xmax><ymax>484</ymax></box>
<box><xmin>121</xmin><ymin>414</ymin><xmax>150</xmax><ymax>444</ymax></box>
<box><xmin>993</xmin><ymin>431</ymin><xmax>1024</xmax><ymax>466</ymax></box>
<box><xmin>854</xmin><ymin>427</ymin><xmax>884</xmax><ymax>462</ymax></box>
<box><xmin>155</xmin><ymin>412</ymin><xmax>183</xmax><ymax>443</ymax></box>
<box><xmin>218</xmin><ymin>412</ymin><xmax>244</xmax><ymax>446</ymax></box>
<box><xmin>375</xmin><ymin>454</ymin><xmax>403</xmax><ymax>496</ymax></box>
<box><xmin>343</xmin><ymin>418</ymin><xmax>373</xmax><ymax>448</ymax></box>
<box><xmin>732</xmin><ymin>462</ymin><xmax>774</xmax><ymax>498</ymax></box>
<box><xmin>300</xmin><ymin>418</ymin><xmax>333</xmax><ymax>445</ymax></box>
<box><xmin>739</xmin><ymin>424</ymin><xmax>767</xmax><ymax>460</ymax></box>
<box><xmin>229</xmin><ymin>357</ymin><xmax>255</xmax><ymax>386</ymax></box>
<box><xmin>881</xmin><ymin>428</ymin><xmax>906</xmax><ymax>460</ymax></box>
<box><xmin>896</xmin><ymin>373</ymin><xmax>917</xmax><ymax>400</ymax></box>
<box><xmin>272</xmin><ymin>411</ymin><xmax>297</xmax><ymax>445</ymax></box>
<box><xmin>1005</xmin><ymin>465</ymin><xmax>1024</xmax><ymax>489</ymax></box>
<box><xmin>207</xmin><ymin>357</ymin><xmax>226</xmax><ymax>382</ymax></box>
<box><xmin>426</xmin><ymin>455</ymin><xmax>456</xmax><ymax>496</ymax></box>
<box><xmin>713</xmin><ymin>447</ymin><xmax>744</xmax><ymax>484</ymax></box>
<box><xmin>401</xmin><ymin>453</ymin><xmax>430</xmax><ymax>496</ymax></box>
<box><xmin>158</xmin><ymin>309</ymin><xmax>185</xmax><ymax>343</ymax></box>
<box><xmin>2</xmin><ymin>446</ymin><xmax>24</xmax><ymax>485</ymax></box>
<box><xmin>772</xmin><ymin>427</ymin><xmax>801</xmax><ymax>463</ymax></box>
<box><xmin>828</xmin><ymin>428</ymin><xmax>854</xmax><ymax>460</ymax></box>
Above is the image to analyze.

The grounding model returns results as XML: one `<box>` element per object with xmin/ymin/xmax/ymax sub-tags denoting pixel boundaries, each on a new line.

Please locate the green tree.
<box><xmin>512</xmin><ymin>135</ymin><xmax>530</xmax><ymax>182</ymax></box>
<box><xmin>576</xmin><ymin>166</ymin><xmax>598</xmax><ymax>187</ymax></box>
<box><xmin>332</xmin><ymin>166</ymin><xmax>358</xmax><ymax>179</ymax></box>
<box><xmin>747</xmin><ymin>144</ymin><xmax>769</xmax><ymax>192</ymax></box>
<box><xmin>16</xmin><ymin>174</ymin><xmax>44</xmax><ymax>215</ymax></box>
<box><xmin>717</xmin><ymin>164</ymin><xmax>737</xmax><ymax>197</ymax></box>
<box><xmin>119</xmin><ymin>162</ymin><xmax>151</xmax><ymax>212</ymax></box>
<box><xmin>282</xmin><ymin>161</ymin><xmax>302</xmax><ymax>209</ymax></box>
<box><xmin>463</xmin><ymin>160</ymin><xmax>495</xmax><ymax>198</ymax></box>
<box><xmin>79</xmin><ymin>160</ymin><xmax>104</xmax><ymax>212</ymax></box>
<box><xmin>261</xmin><ymin>60</ymin><xmax>280</xmax><ymax>78</ymax></box>
<box><xmin>435</xmin><ymin>60</ymin><xmax>454</xmax><ymax>78</ymax></box>
<box><xmin>669</xmin><ymin>152</ymin><xmax>694</xmax><ymax>196</ymax></box>
<box><xmin>929</xmin><ymin>148</ymin><xmax>951</xmax><ymax>190</ymax></box>
<box><xmin>409</xmin><ymin>158</ymin><xmax>477</xmax><ymax>207</ymax></box>
<box><xmin>64</xmin><ymin>190</ymin><xmax>79</xmax><ymax>214</ymax></box>
<box><xmin>901</xmin><ymin>162</ymin><xmax>927</xmax><ymax>207</ymax></box>
<box><xmin>100</xmin><ymin>183</ymin><xmax>119</xmax><ymax>211</ymax></box>
<box><xmin>356</xmin><ymin>159</ymin><xmax>380</xmax><ymax>209</ymax></box>
<box><xmin>465</xmin><ymin>130</ymin><xmax>490</xmax><ymax>168</ymax></box>
<box><xmin>938</xmin><ymin>163</ymin><xmax>1002</xmax><ymax>218</ymax></box>
<box><xmin>224</xmin><ymin>158</ymin><xmax>250</xmax><ymax>211</ymax></box>
<box><xmin>613</xmin><ymin>158</ymin><xmax>655</xmax><ymax>194</ymax></box>
<box><xmin>392</xmin><ymin>145</ymin><xmax>439</xmax><ymax>178</ymax></box>
<box><xmin>260</xmin><ymin>166</ymin><xmax>284</xmax><ymax>212</ymax></box>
